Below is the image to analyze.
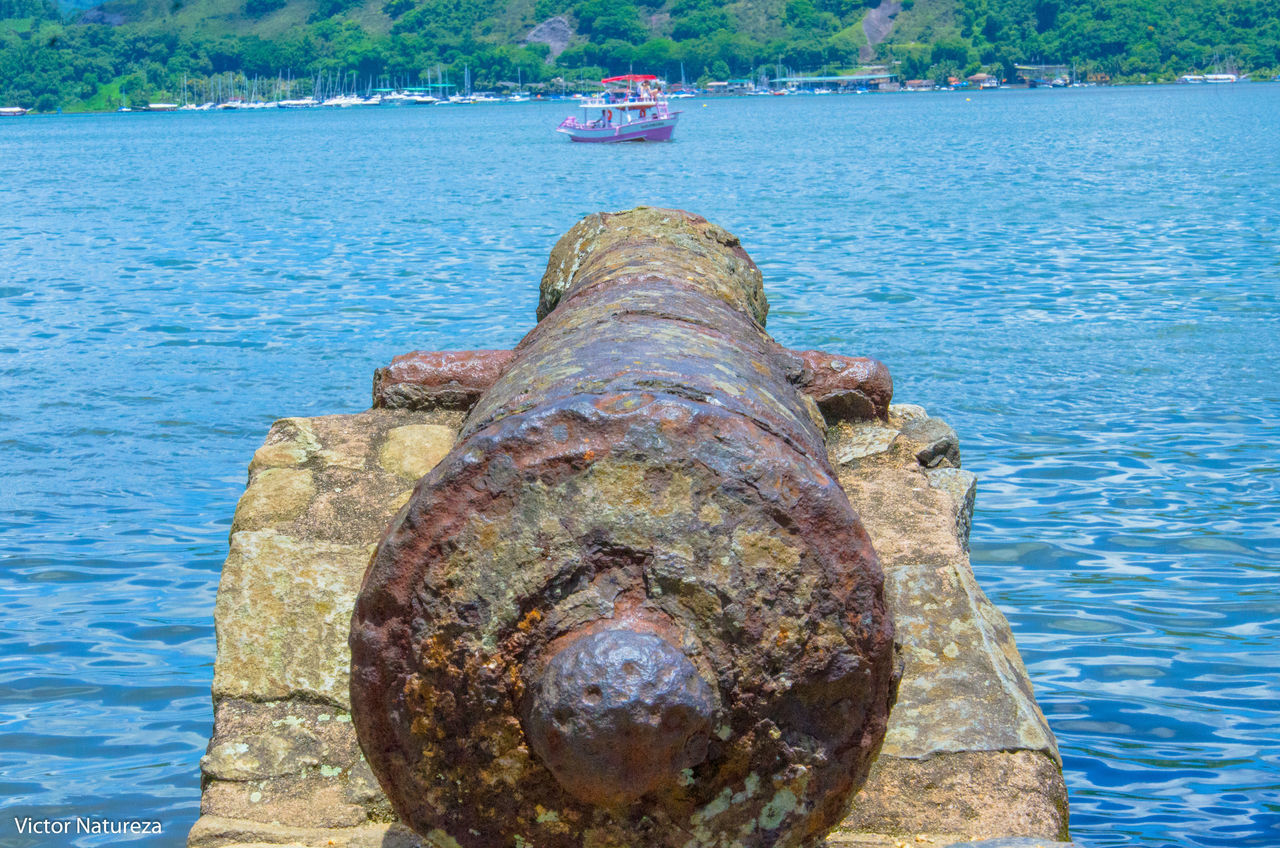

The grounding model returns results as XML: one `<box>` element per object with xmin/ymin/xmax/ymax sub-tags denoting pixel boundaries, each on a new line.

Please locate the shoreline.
<box><xmin>4</xmin><ymin>78</ymin><xmax>1273</xmax><ymax>117</ymax></box>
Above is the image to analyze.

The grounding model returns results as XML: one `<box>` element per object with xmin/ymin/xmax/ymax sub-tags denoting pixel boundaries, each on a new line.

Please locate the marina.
<box><xmin>7</xmin><ymin>64</ymin><xmax>1271</xmax><ymax>118</ymax></box>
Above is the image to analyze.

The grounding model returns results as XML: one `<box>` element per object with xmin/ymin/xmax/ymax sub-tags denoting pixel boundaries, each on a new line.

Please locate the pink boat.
<box><xmin>557</xmin><ymin>74</ymin><xmax>680</xmax><ymax>143</ymax></box>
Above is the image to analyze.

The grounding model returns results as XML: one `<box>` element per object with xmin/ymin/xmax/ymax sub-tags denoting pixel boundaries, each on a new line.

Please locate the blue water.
<box><xmin>2</xmin><ymin>86</ymin><xmax>1277</xmax><ymax>848</ymax></box>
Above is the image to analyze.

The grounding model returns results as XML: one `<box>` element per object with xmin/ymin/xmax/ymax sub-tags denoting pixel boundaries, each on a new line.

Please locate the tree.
<box><xmin>574</xmin><ymin>0</ymin><xmax>648</xmax><ymax>43</ymax></box>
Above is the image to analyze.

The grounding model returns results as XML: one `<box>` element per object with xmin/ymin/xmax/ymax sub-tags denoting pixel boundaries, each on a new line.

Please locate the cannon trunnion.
<box><xmin>349</xmin><ymin>209</ymin><xmax>897</xmax><ymax>847</ymax></box>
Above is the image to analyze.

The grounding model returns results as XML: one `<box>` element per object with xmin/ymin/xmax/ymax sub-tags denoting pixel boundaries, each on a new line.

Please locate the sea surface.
<box><xmin>1</xmin><ymin>86</ymin><xmax>1277</xmax><ymax>848</ymax></box>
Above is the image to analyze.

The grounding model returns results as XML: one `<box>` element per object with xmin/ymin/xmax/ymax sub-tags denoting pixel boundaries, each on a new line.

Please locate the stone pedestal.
<box><xmin>190</xmin><ymin>404</ymin><xmax>1068</xmax><ymax>848</ymax></box>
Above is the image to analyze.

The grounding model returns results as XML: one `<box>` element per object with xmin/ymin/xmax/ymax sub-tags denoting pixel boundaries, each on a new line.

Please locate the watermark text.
<box><xmin>14</xmin><ymin>817</ymin><xmax>162</xmax><ymax>836</ymax></box>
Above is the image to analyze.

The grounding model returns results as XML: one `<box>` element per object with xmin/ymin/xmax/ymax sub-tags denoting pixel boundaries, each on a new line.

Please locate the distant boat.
<box><xmin>147</xmin><ymin>103</ymin><xmax>179</xmax><ymax>111</ymax></box>
<box><xmin>381</xmin><ymin>91</ymin><xmax>437</xmax><ymax>106</ymax></box>
<box><xmin>557</xmin><ymin>74</ymin><xmax>679</xmax><ymax>143</ymax></box>
<box><xmin>508</xmin><ymin>68</ymin><xmax>529</xmax><ymax>101</ymax></box>
<box><xmin>0</xmin><ymin>106</ymin><xmax>27</xmax><ymax>117</ymax></box>
<box><xmin>671</xmin><ymin>63</ymin><xmax>696</xmax><ymax>98</ymax></box>
<box><xmin>1204</xmin><ymin>73</ymin><xmax>1240</xmax><ymax>83</ymax></box>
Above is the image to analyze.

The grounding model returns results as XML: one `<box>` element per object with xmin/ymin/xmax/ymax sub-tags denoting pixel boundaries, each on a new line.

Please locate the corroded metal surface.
<box><xmin>349</xmin><ymin>208</ymin><xmax>898</xmax><ymax>847</ymax></box>
<box><xmin>372</xmin><ymin>349</ymin><xmax>515</xmax><ymax>410</ymax></box>
<box><xmin>525</xmin><ymin>628</ymin><xmax>717</xmax><ymax>807</ymax></box>
<box><xmin>795</xmin><ymin>351</ymin><xmax>893</xmax><ymax>423</ymax></box>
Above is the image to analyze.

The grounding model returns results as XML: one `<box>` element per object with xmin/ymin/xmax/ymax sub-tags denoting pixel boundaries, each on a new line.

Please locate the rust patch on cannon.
<box><xmin>525</xmin><ymin>626</ymin><xmax>717</xmax><ymax>807</ymax></box>
<box><xmin>350</xmin><ymin>208</ymin><xmax>898</xmax><ymax>848</ymax></box>
<box><xmin>794</xmin><ymin>351</ymin><xmax>893</xmax><ymax>423</ymax></box>
<box><xmin>373</xmin><ymin>349</ymin><xmax>516</xmax><ymax>411</ymax></box>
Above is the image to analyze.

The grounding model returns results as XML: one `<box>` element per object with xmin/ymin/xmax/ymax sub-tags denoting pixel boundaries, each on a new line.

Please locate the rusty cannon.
<box><xmin>349</xmin><ymin>208</ymin><xmax>898</xmax><ymax>848</ymax></box>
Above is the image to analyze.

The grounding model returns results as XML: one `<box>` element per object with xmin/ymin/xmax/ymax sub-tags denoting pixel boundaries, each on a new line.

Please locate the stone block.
<box><xmin>879</xmin><ymin>563</ymin><xmax>1056</xmax><ymax>760</ymax></box>
<box><xmin>187</xmin><ymin>816</ymin><xmax>424</xmax><ymax>848</ymax></box>
<box><xmin>900</xmin><ymin>416</ymin><xmax>961</xmax><ymax>469</ymax></box>
<box><xmin>925</xmin><ymin>468</ymin><xmax>977</xmax><ymax>552</ymax></box>
<box><xmin>212</xmin><ymin>409</ymin><xmax>463</xmax><ymax>709</ymax></box>
<box><xmin>239</xmin><ymin>410</ymin><xmax>463</xmax><ymax>546</ymax></box>
<box><xmin>212</xmin><ymin>531</ymin><xmax>372</xmax><ymax>707</ymax></box>
<box><xmin>838</xmin><ymin>461</ymin><xmax>968</xmax><ymax>569</ymax></box>
<box><xmin>836</xmin><ymin>751</ymin><xmax>1069</xmax><ymax>841</ymax></box>
<box><xmin>377</xmin><ymin>424</ymin><xmax>455</xmax><ymax>480</ymax></box>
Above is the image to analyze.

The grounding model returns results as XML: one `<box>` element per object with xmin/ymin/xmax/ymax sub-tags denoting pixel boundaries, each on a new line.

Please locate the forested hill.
<box><xmin>2</xmin><ymin>0</ymin><xmax>1277</xmax><ymax>110</ymax></box>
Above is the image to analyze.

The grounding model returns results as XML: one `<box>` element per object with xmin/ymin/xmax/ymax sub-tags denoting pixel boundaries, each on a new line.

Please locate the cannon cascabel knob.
<box><xmin>524</xmin><ymin>628</ymin><xmax>716</xmax><ymax>807</ymax></box>
<box><xmin>349</xmin><ymin>207</ymin><xmax>897</xmax><ymax>848</ymax></box>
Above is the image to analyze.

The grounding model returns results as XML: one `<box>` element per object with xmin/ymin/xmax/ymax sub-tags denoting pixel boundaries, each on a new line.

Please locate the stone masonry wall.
<box><xmin>189</xmin><ymin>404</ymin><xmax>1068</xmax><ymax>848</ymax></box>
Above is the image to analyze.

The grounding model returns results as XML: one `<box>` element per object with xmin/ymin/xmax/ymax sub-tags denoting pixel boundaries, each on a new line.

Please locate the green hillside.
<box><xmin>2</xmin><ymin>0</ymin><xmax>1277</xmax><ymax>110</ymax></box>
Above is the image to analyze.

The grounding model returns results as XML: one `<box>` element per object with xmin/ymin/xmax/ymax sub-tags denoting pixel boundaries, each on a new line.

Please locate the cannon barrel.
<box><xmin>350</xmin><ymin>208</ymin><xmax>897</xmax><ymax>847</ymax></box>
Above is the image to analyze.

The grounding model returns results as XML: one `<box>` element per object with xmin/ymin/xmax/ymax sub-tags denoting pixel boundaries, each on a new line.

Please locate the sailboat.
<box><xmin>450</xmin><ymin>66</ymin><xmax>478</xmax><ymax>103</ymax></box>
<box><xmin>669</xmin><ymin>62</ymin><xmax>696</xmax><ymax>98</ymax></box>
<box><xmin>509</xmin><ymin>68</ymin><xmax>530</xmax><ymax>102</ymax></box>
